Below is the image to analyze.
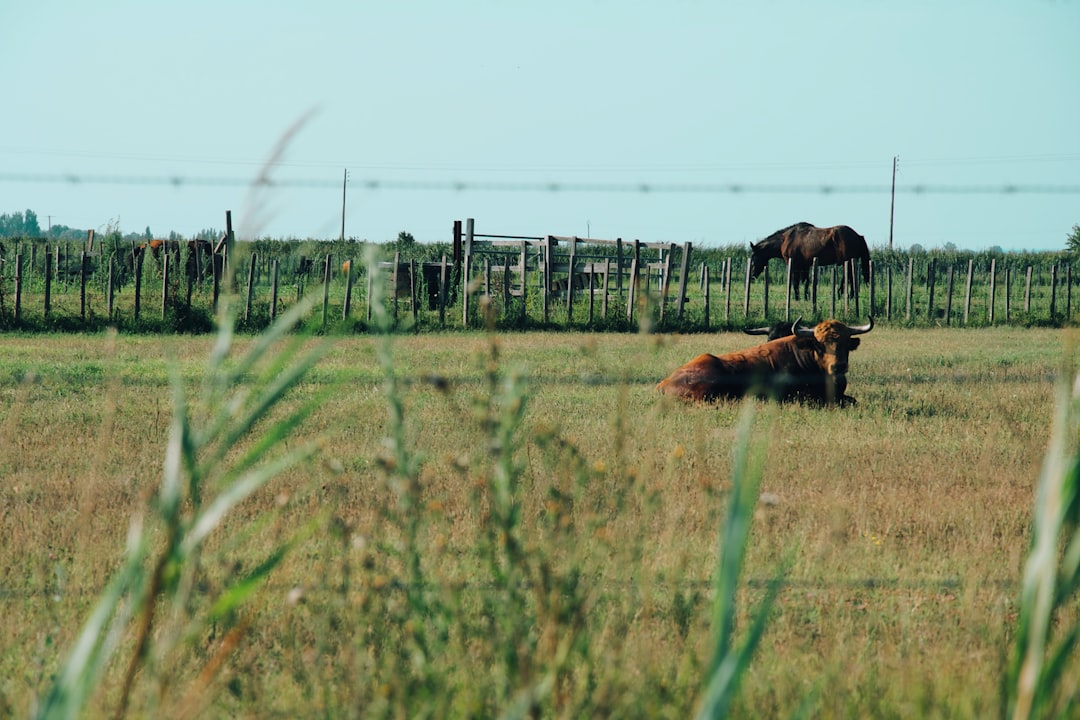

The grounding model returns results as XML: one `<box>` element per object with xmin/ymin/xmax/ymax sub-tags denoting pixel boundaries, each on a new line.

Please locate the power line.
<box><xmin>1</xmin><ymin>172</ymin><xmax>1078</xmax><ymax>195</ymax></box>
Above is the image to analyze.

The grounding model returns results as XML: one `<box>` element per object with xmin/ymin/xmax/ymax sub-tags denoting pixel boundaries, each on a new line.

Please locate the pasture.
<box><xmin>0</xmin><ymin>324</ymin><xmax>1072</xmax><ymax>717</ymax></box>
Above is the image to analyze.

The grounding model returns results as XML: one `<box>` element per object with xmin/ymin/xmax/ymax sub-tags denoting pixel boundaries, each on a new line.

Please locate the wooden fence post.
<box><xmin>742</xmin><ymin>256</ymin><xmax>751</xmax><ymax>319</ymax></box>
<box><xmin>44</xmin><ymin>245</ymin><xmax>53</xmax><ymax>317</ymax></box>
<box><xmin>107</xmin><ymin>255</ymin><xmax>115</xmax><ymax>320</ymax></box>
<box><xmin>14</xmin><ymin>253</ymin><xmax>22</xmax><ymax>321</ymax></box>
<box><xmin>245</xmin><ymin>253</ymin><xmax>257</xmax><ymax>322</ymax></box>
<box><xmin>393</xmin><ymin>251</ymin><xmax>402</xmax><ymax>323</ymax></box>
<box><xmin>831</xmin><ymin>265</ymin><xmax>838</xmax><ymax>318</ymax></box>
<box><xmin>926</xmin><ymin>259</ymin><xmax>935</xmax><ymax>323</ymax></box>
<box><xmin>1004</xmin><ymin>267</ymin><xmax>1011</xmax><ymax>323</ymax></box>
<box><xmin>412</xmin><ymin>258</ymin><xmax>420</xmax><ymax>324</ymax></box>
<box><xmin>80</xmin><ymin>250</ymin><xmax>88</xmax><ymax>320</ymax></box>
<box><xmin>838</xmin><ymin>260</ymin><xmax>846</xmax><ymax>313</ymax></box>
<box><xmin>945</xmin><ymin>265</ymin><xmax>955</xmax><ymax>325</ymax></box>
<box><xmin>601</xmin><ymin>257</ymin><xmax>610</xmax><ymax>320</ymax></box>
<box><xmin>784</xmin><ymin>258</ymin><xmax>793</xmax><ymax>322</ymax></box>
<box><xmin>615</xmin><ymin>238</ymin><xmax>624</xmax><ymax>294</ymax></box>
<box><xmin>676</xmin><ymin>241</ymin><xmax>691</xmax><ymax>321</ymax></box>
<box><xmin>703</xmin><ymin>264</ymin><xmax>710</xmax><ymax>328</ymax></box>
<box><xmin>134</xmin><ymin>248</ymin><xmax>143</xmax><ymax>321</ymax></box>
<box><xmin>886</xmin><ymin>264</ymin><xmax>893</xmax><ymax>321</ymax></box>
<box><xmin>634</xmin><ymin>240</ymin><xmax>643</xmax><ymax>319</ymax></box>
<box><xmin>854</xmin><ymin>259</ymin><xmax>861</xmax><ymax>317</ymax></box>
<box><xmin>905</xmin><ymin>257</ymin><xmax>913</xmax><ymax>321</ymax></box>
<box><xmin>725</xmin><ymin>258</ymin><xmax>732</xmax><ymax>322</ymax></box>
<box><xmin>963</xmin><ymin>259</ymin><xmax>973</xmax><ymax>325</ymax></box>
<box><xmin>567</xmin><ymin>238</ymin><xmax>577</xmax><ymax>325</ymax></box>
<box><xmin>542</xmin><ymin>235</ymin><xmax>553</xmax><ymax>324</ymax></box>
<box><xmin>271</xmin><ymin>259</ymin><xmax>280</xmax><ymax>322</ymax></box>
<box><xmin>626</xmin><ymin>255</ymin><xmax>639</xmax><ymax>323</ymax></box>
<box><xmin>436</xmin><ymin>255</ymin><xmax>447</xmax><ymax>326</ymax></box>
<box><xmin>1050</xmin><ymin>263</ymin><xmax>1058</xmax><ymax>319</ymax></box>
<box><xmin>867</xmin><ymin>259</ymin><xmax>874</xmax><ymax>318</ymax></box>
<box><xmin>1024</xmin><ymin>266</ymin><xmax>1033</xmax><ymax>313</ymax></box>
<box><xmin>161</xmin><ymin>253</ymin><xmax>170</xmax><ymax>321</ymax></box>
<box><xmin>658</xmin><ymin>242</ymin><xmax>674</xmax><ymax>325</ymax></box>
<box><xmin>1068</xmin><ymin>265</ymin><xmax>1073</xmax><ymax>320</ymax></box>
<box><xmin>762</xmin><ymin>264</ymin><xmax>770</xmax><ymax>319</ymax></box>
<box><xmin>519</xmin><ymin>241</ymin><xmax>528</xmax><ymax>325</ymax></box>
<box><xmin>224</xmin><ymin>210</ymin><xmax>236</xmax><ymax>294</ymax></box>
<box><xmin>352</xmin><ymin>257</ymin><xmax>365</xmax><ymax>321</ymax></box>
<box><xmin>587</xmin><ymin>258</ymin><xmax>595</xmax><ymax>326</ymax></box>
<box><xmin>322</xmin><ymin>254</ymin><xmax>332</xmax><ymax>326</ymax></box>
<box><xmin>184</xmin><ymin>245</ymin><xmax>193</xmax><ymax>308</ymax></box>
<box><xmin>462</xmin><ymin>218</ymin><xmax>474</xmax><ymax>328</ymax></box>
<box><xmin>988</xmin><ymin>258</ymin><xmax>997</xmax><ymax>325</ymax></box>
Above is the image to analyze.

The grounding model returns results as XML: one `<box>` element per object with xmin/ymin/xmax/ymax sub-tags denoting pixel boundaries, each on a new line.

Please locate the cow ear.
<box><xmin>848</xmin><ymin>338</ymin><xmax>861</xmax><ymax>351</ymax></box>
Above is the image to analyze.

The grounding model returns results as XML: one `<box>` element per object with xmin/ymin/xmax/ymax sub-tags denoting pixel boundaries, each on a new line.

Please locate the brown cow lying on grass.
<box><xmin>656</xmin><ymin>317</ymin><xmax>873</xmax><ymax>405</ymax></box>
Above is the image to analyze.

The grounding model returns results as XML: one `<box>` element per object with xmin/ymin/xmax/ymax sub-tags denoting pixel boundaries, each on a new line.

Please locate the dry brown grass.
<box><xmin>0</xmin><ymin>324</ymin><xmax>1064</xmax><ymax>718</ymax></box>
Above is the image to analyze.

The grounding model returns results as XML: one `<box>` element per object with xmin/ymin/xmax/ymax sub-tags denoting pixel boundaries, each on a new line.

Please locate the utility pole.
<box><xmin>340</xmin><ymin>168</ymin><xmax>349</xmax><ymax>242</ymax></box>
<box><xmin>888</xmin><ymin>155</ymin><xmax>898</xmax><ymax>251</ymax></box>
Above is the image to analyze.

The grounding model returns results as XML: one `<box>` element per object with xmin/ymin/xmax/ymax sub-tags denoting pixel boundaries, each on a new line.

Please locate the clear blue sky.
<box><xmin>2</xmin><ymin>1</ymin><xmax>1078</xmax><ymax>251</ymax></box>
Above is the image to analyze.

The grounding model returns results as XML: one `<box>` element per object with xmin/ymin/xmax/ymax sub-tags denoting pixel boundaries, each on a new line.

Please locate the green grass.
<box><xmin>0</xmin><ymin>323</ymin><xmax>1073</xmax><ymax>717</ymax></box>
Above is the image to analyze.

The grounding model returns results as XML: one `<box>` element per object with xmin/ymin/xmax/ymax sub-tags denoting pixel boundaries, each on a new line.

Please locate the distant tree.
<box><xmin>987</xmin><ymin>246</ymin><xmax>1004</xmax><ymax>255</ymax></box>
<box><xmin>0</xmin><ymin>211</ymin><xmax>20</xmax><ymax>237</ymax></box>
<box><xmin>942</xmin><ymin>242</ymin><xmax>958</xmax><ymax>253</ymax></box>
<box><xmin>396</xmin><ymin>231</ymin><xmax>416</xmax><ymax>247</ymax></box>
<box><xmin>144</xmin><ymin>226</ymin><xmax>153</xmax><ymax>241</ymax></box>
<box><xmin>49</xmin><ymin>224</ymin><xmax>83</xmax><ymax>241</ymax></box>
<box><xmin>24</xmin><ymin>209</ymin><xmax>41</xmax><ymax>237</ymax></box>
<box><xmin>908</xmin><ymin>243</ymin><xmax>925</xmax><ymax>254</ymax></box>
<box><xmin>1067</xmin><ymin>224</ymin><xmax>1080</xmax><ymax>255</ymax></box>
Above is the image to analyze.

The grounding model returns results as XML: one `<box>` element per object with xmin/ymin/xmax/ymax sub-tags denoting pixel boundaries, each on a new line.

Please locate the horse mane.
<box><xmin>757</xmin><ymin>221</ymin><xmax>814</xmax><ymax>247</ymax></box>
<box><xmin>781</xmin><ymin>221</ymin><xmax>815</xmax><ymax>235</ymax></box>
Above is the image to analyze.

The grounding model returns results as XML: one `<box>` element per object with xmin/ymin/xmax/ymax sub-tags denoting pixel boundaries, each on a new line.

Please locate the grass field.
<box><xmin>0</xmin><ymin>323</ymin><xmax>1073</xmax><ymax>718</ymax></box>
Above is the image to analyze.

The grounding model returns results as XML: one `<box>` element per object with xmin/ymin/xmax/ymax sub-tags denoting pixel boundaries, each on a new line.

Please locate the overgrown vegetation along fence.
<box><xmin>0</xmin><ymin>216</ymin><xmax>1076</xmax><ymax>332</ymax></box>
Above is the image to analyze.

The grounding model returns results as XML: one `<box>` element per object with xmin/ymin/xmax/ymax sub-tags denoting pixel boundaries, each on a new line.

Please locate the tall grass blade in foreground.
<box><xmin>34</xmin><ymin>297</ymin><xmax>331</xmax><ymax>720</ymax></box>
<box><xmin>696</xmin><ymin>401</ymin><xmax>788</xmax><ymax>720</ymax></box>
<box><xmin>1004</xmin><ymin>350</ymin><xmax>1080</xmax><ymax>720</ymax></box>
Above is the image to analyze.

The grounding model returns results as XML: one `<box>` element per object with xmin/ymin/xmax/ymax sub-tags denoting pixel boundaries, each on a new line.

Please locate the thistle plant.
<box><xmin>34</xmin><ymin>296</ymin><xmax>331</xmax><ymax>720</ymax></box>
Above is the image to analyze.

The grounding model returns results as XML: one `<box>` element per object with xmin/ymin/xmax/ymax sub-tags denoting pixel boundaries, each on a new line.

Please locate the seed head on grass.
<box><xmin>35</xmin><ymin>296</ymin><xmax>332</xmax><ymax>720</ymax></box>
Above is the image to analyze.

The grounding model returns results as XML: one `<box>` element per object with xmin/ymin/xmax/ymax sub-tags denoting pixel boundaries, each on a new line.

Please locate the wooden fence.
<box><xmin>457</xmin><ymin>217</ymin><xmax>694</xmax><ymax>328</ymax></box>
<box><xmin>0</xmin><ymin>216</ymin><xmax>1076</xmax><ymax>331</ymax></box>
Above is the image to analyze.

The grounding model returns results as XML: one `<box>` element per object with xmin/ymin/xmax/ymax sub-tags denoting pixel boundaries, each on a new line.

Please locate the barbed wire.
<box><xmin>1</xmin><ymin>172</ymin><xmax>1078</xmax><ymax>195</ymax></box>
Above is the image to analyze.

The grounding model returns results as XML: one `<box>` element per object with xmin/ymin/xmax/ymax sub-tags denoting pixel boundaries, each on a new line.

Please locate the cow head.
<box><xmin>793</xmin><ymin>317</ymin><xmax>873</xmax><ymax>401</ymax></box>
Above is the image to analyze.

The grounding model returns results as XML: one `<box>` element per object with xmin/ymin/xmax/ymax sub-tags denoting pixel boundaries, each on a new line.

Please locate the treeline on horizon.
<box><xmin>2</xmin><ymin>208</ymin><xmax>1078</xmax><ymax>271</ymax></box>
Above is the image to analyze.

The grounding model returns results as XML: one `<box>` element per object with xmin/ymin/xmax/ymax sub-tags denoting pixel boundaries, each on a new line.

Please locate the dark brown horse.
<box><xmin>749</xmin><ymin>222</ymin><xmax>870</xmax><ymax>299</ymax></box>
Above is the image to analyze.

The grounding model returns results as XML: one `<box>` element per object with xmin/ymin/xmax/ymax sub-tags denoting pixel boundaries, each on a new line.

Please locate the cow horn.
<box><xmin>848</xmin><ymin>317</ymin><xmax>874</xmax><ymax>335</ymax></box>
<box><xmin>793</xmin><ymin>316</ymin><xmax>816</xmax><ymax>337</ymax></box>
<box><xmin>743</xmin><ymin>325</ymin><xmax>770</xmax><ymax>335</ymax></box>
